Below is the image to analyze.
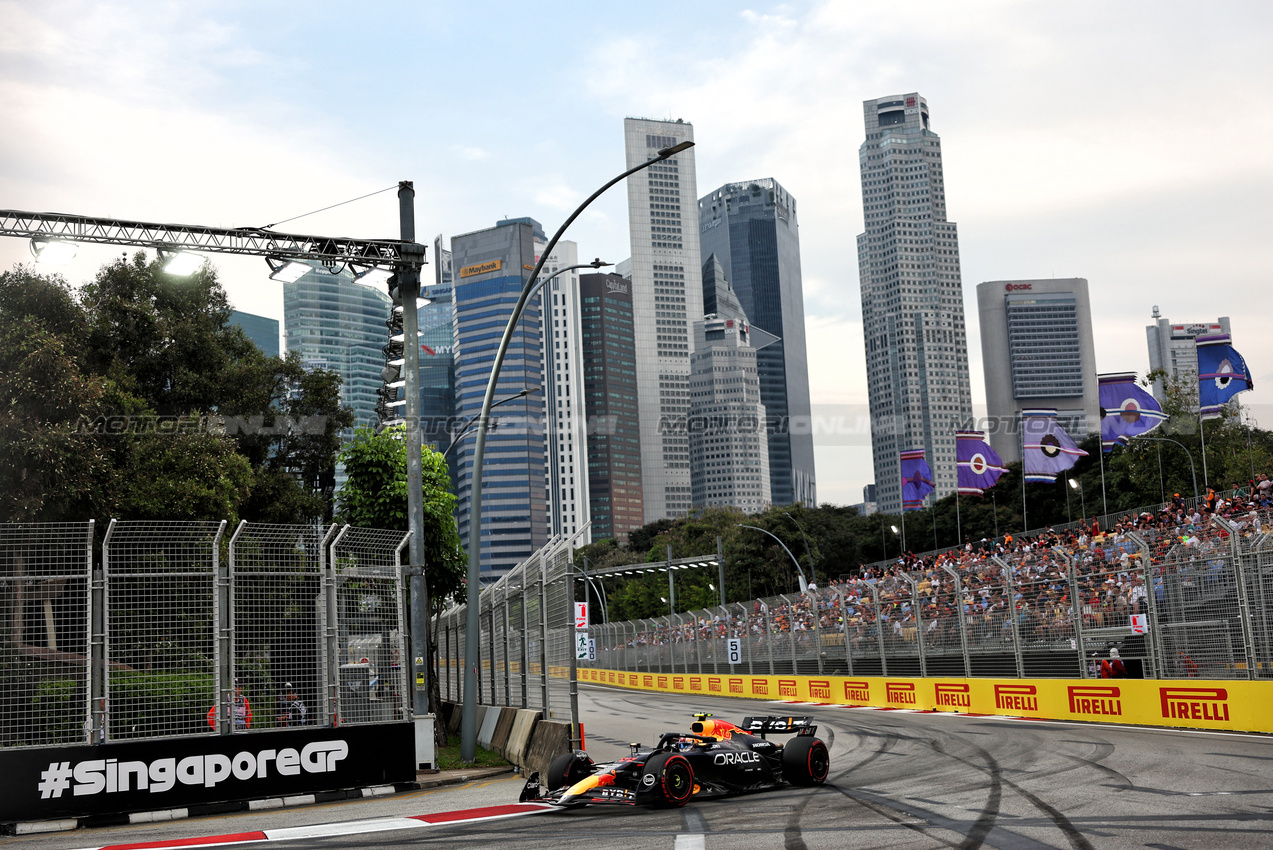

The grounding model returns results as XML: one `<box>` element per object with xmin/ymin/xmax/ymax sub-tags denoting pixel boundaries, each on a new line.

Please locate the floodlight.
<box><xmin>353</xmin><ymin>266</ymin><xmax>394</xmax><ymax>287</ymax></box>
<box><xmin>389</xmin><ymin>330</ymin><xmax>424</xmax><ymax>343</ymax></box>
<box><xmin>161</xmin><ymin>250</ymin><xmax>205</xmax><ymax>276</ymax></box>
<box><xmin>30</xmin><ymin>238</ymin><xmax>77</xmax><ymax>265</ymax></box>
<box><xmin>393</xmin><ymin>297</ymin><xmax>433</xmax><ymax>313</ymax></box>
<box><xmin>266</xmin><ymin>257</ymin><xmax>310</xmax><ymax>282</ymax></box>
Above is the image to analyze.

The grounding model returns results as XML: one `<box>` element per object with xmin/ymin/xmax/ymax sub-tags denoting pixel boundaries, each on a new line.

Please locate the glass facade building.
<box><xmin>283</xmin><ymin>264</ymin><xmax>391</xmax><ymax>432</ymax></box>
<box><xmin>698</xmin><ymin>178</ymin><xmax>815</xmax><ymax>507</ymax></box>
<box><xmin>579</xmin><ymin>273</ymin><xmax>643</xmax><ymax>541</ymax></box>
<box><xmin>230</xmin><ymin>310</ymin><xmax>280</xmax><ymax>357</ymax></box>
<box><xmin>856</xmin><ymin>93</ymin><xmax>973</xmax><ymax>513</ymax></box>
<box><xmin>450</xmin><ymin>221</ymin><xmax>547</xmax><ymax>582</ymax></box>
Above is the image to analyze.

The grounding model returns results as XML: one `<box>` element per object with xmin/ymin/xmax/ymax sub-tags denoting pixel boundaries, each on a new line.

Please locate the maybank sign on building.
<box><xmin>578</xmin><ymin>668</ymin><xmax>1271</xmax><ymax>734</ymax></box>
<box><xmin>459</xmin><ymin>259</ymin><xmax>503</xmax><ymax>278</ymax></box>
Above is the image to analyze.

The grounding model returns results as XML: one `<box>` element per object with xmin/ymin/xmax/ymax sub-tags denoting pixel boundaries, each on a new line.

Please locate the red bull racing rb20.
<box><xmin>519</xmin><ymin>714</ymin><xmax>830</xmax><ymax>808</ymax></box>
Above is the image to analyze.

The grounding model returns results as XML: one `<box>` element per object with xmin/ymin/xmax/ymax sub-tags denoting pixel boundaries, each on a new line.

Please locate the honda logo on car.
<box><xmin>1160</xmin><ymin>687</ymin><xmax>1230</xmax><ymax>721</ymax></box>
<box><xmin>713</xmin><ymin>751</ymin><xmax>760</xmax><ymax>766</ymax></box>
<box><xmin>38</xmin><ymin>741</ymin><xmax>348</xmax><ymax>800</ymax></box>
<box><xmin>1068</xmin><ymin>686</ymin><xmax>1122</xmax><ymax>716</ymax></box>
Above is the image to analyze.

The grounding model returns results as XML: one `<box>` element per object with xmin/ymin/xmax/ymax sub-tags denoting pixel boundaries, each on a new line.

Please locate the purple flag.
<box><xmin>900</xmin><ymin>449</ymin><xmax>934</xmax><ymax>511</ymax></box>
<box><xmin>1022</xmin><ymin>408</ymin><xmax>1088</xmax><ymax>484</ymax></box>
<box><xmin>956</xmin><ymin>430</ymin><xmax>1006</xmax><ymax>495</ymax></box>
<box><xmin>1099</xmin><ymin>372</ymin><xmax>1167</xmax><ymax>451</ymax></box>
<box><xmin>1197</xmin><ymin>333</ymin><xmax>1253</xmax><ymax>419</ymax></box>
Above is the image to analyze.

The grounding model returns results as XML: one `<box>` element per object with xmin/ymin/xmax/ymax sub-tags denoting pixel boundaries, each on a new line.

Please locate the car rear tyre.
<box><xmin>782</xmin><ymin>736</ymin><xmax>829</xmax><ymax>786</ymax></box>
<box><xmin>642</xmin><ymin>753</ymin><xmax>695</xmax><ymax>807</ymax></box>
<box><xmin>546</xmin><ymin>751</ymin><xmax>595</xmax><ymax>791</ymax></box>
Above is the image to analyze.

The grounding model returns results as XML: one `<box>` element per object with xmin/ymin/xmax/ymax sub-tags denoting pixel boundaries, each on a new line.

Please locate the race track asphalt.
<box><xmin>6</xmin><ymin>682</ymin><xmax>1272</xmax><ymax>850</ymax></box>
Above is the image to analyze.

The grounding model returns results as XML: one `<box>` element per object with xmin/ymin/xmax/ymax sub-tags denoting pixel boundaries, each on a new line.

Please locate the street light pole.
<box><xmin>1136</xmin><ymin>436</ymin><xmax>1199</xmax><ymax>503</ymax></box>
<box><xmin>396</xmin><ymin>183</ymin><xmax>433</xmax><ymax>748</ymax></box>
<box><xmin>460</xmin><ymin>141</ymin><xmax>695</xmax><ymax>762</ymax></box>
<box><xmin>783</xmin><ymin>511</ymin><xmax>815</xmax><ymax>586</ymax></box>
<box><xmin>737</xmin><ymin>524</ymin><xmax>808</xmax><ymax>593</ymax></box>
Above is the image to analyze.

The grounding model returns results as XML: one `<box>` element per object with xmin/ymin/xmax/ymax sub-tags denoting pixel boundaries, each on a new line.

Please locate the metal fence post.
<box><xmin>939</xmin><ymin>564</ymin><xmax>971</xmax><ymax>677</ymax></box>
<box><xmin>1064</xmin><ymin>555</ymin><xmax>1088</xmax><ymax>679</ymax></box>
<box><xmin>993</xmin><ymin>555</ymin><xmax>1025</xmax><ymax>678</ymax></box>
<box><xmin>1215</xmin><ymin>516</ymin><xmax>1257</xmax><ymax>680</ymax></box>
<box><xmin>869</xmin><ymin>583</ymin><xmax>888</xmax><ymax>676</ymax></box>
<box><xmin>904</xmin><ymin>575</ymin><xmax>927</xmax><ymax>677</ymax></box>
<box><xmin>539</xmin><ymin>559</ymin><xmax>550</xmax><ymax>713</ymax></box>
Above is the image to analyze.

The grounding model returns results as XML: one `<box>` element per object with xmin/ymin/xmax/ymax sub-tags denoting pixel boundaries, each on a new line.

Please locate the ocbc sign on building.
<box><xmin>1004</xmin><ymin>283</ymin><xmax>1033</xmax><ymax>292</ymax></box>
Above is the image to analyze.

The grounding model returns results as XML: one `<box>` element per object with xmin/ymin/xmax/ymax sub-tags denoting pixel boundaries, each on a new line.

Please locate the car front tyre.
<box><xmin>642</xmin><ymin>753</ymin><xmax>695</xmax><ymax>807</ymax></box>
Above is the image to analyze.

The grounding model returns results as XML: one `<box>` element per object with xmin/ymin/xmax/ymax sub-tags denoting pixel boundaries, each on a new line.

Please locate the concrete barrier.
<box><xmin>477</xmin><ymin>705</ymin><xmax>502</xmax><ymax>750</ymax></box>
<box><xmin>523</xmin><ymin>719</ymin><xmax>572</xmax><ymax>779</ymax></box>
<box><xmin>491</xmin><ymin>707</ymin><xmax>516</xmax><ymax>755</ymax></box>
<box><xmin>444</xmin><ymin>701</ymin><xmax>462</xmax><ymax>735</ymax></box>
<box><xmin>505</xmin><ymin>709</ymin><xmax>542</xmax><ymax>768</ymax></box>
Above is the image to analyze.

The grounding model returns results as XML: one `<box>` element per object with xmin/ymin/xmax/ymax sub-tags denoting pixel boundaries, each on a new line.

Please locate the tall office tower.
<box><xmin>283</xmin><ymin>264</ymin><xmax>392</xmax><ymax>431</ymax></box>
<box><xmin>579</xmin><ymin>272</ymin><xmax>644</xmax><ymax>541</ymax></box>
<box><xmin>419</xmin><ymin>235</ymin><xmax>456</xmax><ymax>457</ymax></box>
<box><xmin>450</xmin><ymin>220</ymin><xmax>548</xmax><ymax>582</ymax></box>
<box><xmin>688</xmin><ymin>273</ymin><xmax>771</xmax><ymax>512</ymax></box>
<box><xmin>856</xmin><ymin>93</ymin><xmax>973</xmax><ymax>514</ymax></box>
<box><xmin>230</xmin><ymin>310</ymin><xmax>280</xmax><ymax>357</ymax></box>
<box><xmin>698</xmin><ymin>178</ymin><xmax>816</xmax><ymax>507</ymax></box>
<box><xmin>623</xmin><ymin>117</ymin><xmax>702</xmax><ymax>522</ymax></box>
<box><xmin>977</xmin><ymin>279</ymin><xmax>1099</xmax><ymax>464</ymax></box>
<box><xmin>535</xmin><ymin>235</ymin><xmax>591</xmax><ymax>543</ymax></box>
<box><xmin>1146</xmin><ymin>309</ymin><xmax>1231</xmax><ymax>401</ymax></box>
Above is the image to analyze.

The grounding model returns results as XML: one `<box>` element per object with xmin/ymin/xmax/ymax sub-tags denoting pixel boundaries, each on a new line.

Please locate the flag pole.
<box><xmin>1199</xmin><ymin>408</ymin><xmax>1209</xmax><ymax>490</ymax></box>
<box><xmin>1019</xmin><ymin>413</ymin><xmax>1028</xmax><ymax>533</ymax></box>
<box><xmin>1098</xmin><ymin>439</ymin><xmax>1108</xmax><ymax>527</ymax></box>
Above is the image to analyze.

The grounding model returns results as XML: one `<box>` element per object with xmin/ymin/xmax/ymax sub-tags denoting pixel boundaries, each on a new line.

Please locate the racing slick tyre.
<box><xmin>546</xmin><ymin>752</ymin><xmax>595</xmax><ymax>791</ymax></box>
<box><xmin>642</xmin><ymin>753</ymin><xmax>695</xmax><ymax>807</ymax></box>
<box><xmin>782</xmin><ymin>736</ymin><xmax>830</xmax><ymax>786</ymax></box>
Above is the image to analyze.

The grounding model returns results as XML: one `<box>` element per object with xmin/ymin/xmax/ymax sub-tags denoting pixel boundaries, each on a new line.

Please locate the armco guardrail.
<box><xmin>578</xmin><ymin>667</ymin><xmax>1273</xmax><ymax>734</ymax></box>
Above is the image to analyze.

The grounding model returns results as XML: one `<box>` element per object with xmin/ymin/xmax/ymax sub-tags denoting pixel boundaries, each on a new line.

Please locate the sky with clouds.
<box><xmin>2</xmin><ymin>0</ymin><xmax>1270</xmax><ymax>505</ymax></box>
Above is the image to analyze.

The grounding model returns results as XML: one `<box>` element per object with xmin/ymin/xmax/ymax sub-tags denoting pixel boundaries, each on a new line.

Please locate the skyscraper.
<box><xmin>418</xmin><ymin>235</ymin><xmax>456</xmax><ymax>458</ymax></box>
<box><xmin>623</xmin><ymin>117</ymin><xmax>702</xmax><ymax>522</ymax></box>
<box><xmin>283</xmin><ymin>264</ymin><xmax>391</xmax><ymax>431</ymax></box>
<box><xmin>688</xmin><ymin>272</ymin><xmax>771</xmax><ymax>512</ymax></box>
<box><xmin>977</xmin><ymin>279</ymin><xmax>1099</xmax><ymax>464</ymax></box>
<box><xmin>856</xmin><ymin>93</ymin><xmax>973</xmax><ymax>514</ymax></box>
<box><xmin>536</xmin><ymin>236</ymin><xmax>590</xmax><ymax>542</ymax></box>
<box><xmin>230</xmin><ymin>310</ymin><xmax>280</xmax><ymax>357</ymax></box>
<box><xmin>1146</xmin><ymin>309</ymin><xmax>1231</xmax><ymax>401</ymax></box>
<box><xmin>699</xmin><ymin>178</ymin><xmax>816</xmax><ymax>507</ymax></box>
<box><xmin>579</xmin><ymin>272</ymin><xmax>643</xmax><ymax>541</ymax></box>
<box><xmin>450</xmin><ymin>220</ymin><xmax>547</xmax><ymax>582</ymax></box>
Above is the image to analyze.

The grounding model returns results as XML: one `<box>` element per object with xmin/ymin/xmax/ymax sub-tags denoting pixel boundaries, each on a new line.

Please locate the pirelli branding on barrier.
<box><xmin>577</xmin><ymin>668</ymin><xmax>1272</xmax><ymax>734</ymax></box>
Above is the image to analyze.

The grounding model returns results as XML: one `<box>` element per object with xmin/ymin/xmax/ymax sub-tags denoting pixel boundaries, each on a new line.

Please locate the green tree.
<box><xmin>337</xmin><ymin>425</ymin><xmax>465</xmax><ymax>738</ymax></box>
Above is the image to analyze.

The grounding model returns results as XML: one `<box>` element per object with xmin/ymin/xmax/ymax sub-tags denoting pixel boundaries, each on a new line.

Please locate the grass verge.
<box><xmin>435</xmin><ymin>738</ymin><xmax>512</xmax><ymax>771</ymax></box>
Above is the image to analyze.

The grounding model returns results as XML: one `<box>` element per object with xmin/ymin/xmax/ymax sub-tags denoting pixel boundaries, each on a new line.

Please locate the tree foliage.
<box><xmin>0</xmin><ymin>257</ymin><xmax>353</xmax><ymax>525</ymax></box>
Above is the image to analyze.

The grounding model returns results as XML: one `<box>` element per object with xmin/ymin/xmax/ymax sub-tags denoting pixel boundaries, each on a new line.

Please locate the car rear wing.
<box><xmin>740</xmin><ymin>716</ymin><xmax>818</xmax><ymax>737</ymax></box>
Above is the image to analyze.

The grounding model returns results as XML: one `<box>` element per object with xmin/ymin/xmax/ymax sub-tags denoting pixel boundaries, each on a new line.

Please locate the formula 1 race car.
<box><xmin>519</xmin><ymin>713</ymin><xmax>830</xmax><ymax>808</ymax></box>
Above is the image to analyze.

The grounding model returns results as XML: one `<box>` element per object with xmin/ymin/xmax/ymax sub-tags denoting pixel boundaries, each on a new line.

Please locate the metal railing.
<box><xmin>440</xmin><ymin>509</ymin><xmax>1273</xmax><ymax>699</ymax></box>
<box><xmin>0</xmin><ymin>520</ymin><xmax>409</xmax><ymax>750</ymax></box>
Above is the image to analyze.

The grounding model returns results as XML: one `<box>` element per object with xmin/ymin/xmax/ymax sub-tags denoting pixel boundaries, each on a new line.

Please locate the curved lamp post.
<box><xmin>1136</xmin><ymin>436</ymin><xmax>1199</xmax><ymax>503</ymax></box>
<box><xmin>738</xmin><ymin>524</ymin><xmax>809</xmax><ymax>594</ymax></box>
<box><xmin>782</xmin><ymin>511</ymin><xmax>815</xmax><ymax>585</ymax></box>
<box><xmin>460</xmin><ymin>140</ymin><xmax>695</xmax><ymax>761</ymax></box>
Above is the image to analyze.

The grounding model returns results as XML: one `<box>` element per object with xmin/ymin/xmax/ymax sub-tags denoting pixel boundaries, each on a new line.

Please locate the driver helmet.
<box><xmin>676</xmin><ymin>737</ymin><xmax>695</xmax><ymax>752</ymax></box>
